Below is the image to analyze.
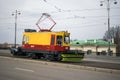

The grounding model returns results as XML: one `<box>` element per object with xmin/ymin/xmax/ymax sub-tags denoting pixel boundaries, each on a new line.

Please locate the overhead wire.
<box><xmin>0</xmin><ymin>0</ymin><xmax>119</xmax><ymax>30</ymax></box>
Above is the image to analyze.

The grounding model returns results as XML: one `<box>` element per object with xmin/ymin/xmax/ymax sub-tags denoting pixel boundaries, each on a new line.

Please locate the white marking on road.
<box><xmin>15</xmin><ymin>67</ymin><xmax>34</xmax><ymax>72</ymax></box>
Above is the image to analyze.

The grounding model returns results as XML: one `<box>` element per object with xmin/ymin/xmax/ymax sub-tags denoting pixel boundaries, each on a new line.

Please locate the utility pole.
<box><xmin>100</xmin><ymin>0</ymin><xmax>117</xmax><ymax>55</ymax></box>
<box><xmin>12</xmin><ymin>10</ymin><xmax>21</xmax><ymax>48</ymax></box>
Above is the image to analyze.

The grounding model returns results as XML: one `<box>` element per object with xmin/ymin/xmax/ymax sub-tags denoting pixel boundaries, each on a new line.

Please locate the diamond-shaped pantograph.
<box><xmin>36</xmin><ymin>13</ymin><xmax>56</xmax><ymax>32</ymax></box>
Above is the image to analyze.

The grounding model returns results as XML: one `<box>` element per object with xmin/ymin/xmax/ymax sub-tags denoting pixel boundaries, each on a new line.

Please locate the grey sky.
<box><xmin>0</xmin><ymin>0</ymin><xmax>120</xmax><ymax>44</ymax></box>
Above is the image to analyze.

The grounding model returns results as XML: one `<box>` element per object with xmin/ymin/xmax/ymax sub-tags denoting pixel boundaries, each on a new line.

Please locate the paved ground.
<box><xmin>0</xmin><ymin>49</ymin><xmax>120</xmax><ymax>70</ymax></box>
<box><xmin>0</xmin><ymin>57</ymin><xmax>120</xmax><ymax>80</ymax></box>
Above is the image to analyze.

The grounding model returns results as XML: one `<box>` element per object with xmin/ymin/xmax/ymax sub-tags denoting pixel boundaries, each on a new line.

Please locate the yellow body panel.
<box><xmin>23</xmin><ymin>31</ymin><xmax>70</xmax><ymax>47</ymax></box>
<box><xmin>23</xmin><ymin>32</ymin><xmax>52</xmax><ymax>45</ymax></box>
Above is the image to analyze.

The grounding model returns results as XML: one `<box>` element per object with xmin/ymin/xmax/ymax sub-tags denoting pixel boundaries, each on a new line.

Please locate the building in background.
<box><xmin>0</xmin><ymin>43</ymin><xmax>20</xmax><ymax>49</ymax></box>
<box><xmin>70</xmin><ymin>39</ymin><xmax>116</xmax><ymax>55</ymax></box>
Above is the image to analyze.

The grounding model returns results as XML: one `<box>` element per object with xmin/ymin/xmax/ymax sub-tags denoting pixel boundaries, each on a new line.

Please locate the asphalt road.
<box><xmin>0</xmin><ymin>57</ymin><xmax>120</xmax><ymax>80</ymax></box>
<box><xmin>0</xmin><ymin>49</ymin><xmax>120</xmax><ymax>70</ymax></box>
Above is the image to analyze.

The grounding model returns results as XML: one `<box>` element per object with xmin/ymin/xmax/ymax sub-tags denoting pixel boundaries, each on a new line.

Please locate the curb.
<box><xmin>0</xmin><ymin>56</ymin><xmax>120</xmax><ymax>74</ymax></box>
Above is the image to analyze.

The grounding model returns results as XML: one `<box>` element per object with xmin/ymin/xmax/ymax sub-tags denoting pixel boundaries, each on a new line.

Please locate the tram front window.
<box><xmin>64</xmin><ymin>36</ymin><xmax>70</xmax><ymax>44</ymax></box>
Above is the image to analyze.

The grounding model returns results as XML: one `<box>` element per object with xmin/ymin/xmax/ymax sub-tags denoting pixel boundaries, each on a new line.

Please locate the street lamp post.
<box><xmin>100</xmin><ymin>0</ymin><xmax>117</xmax><ymax>55</ymax></box>
<box><xmin>12</xmin><ymin>10</ymin><xmax>21</xmax><ymax>48</ymax></box>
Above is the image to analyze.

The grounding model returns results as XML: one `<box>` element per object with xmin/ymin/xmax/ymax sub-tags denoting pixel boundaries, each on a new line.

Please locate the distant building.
<box><xmin>70</xmin><ymin>39</ymin><xmax>116</xmax><ymax>55</ymax></box>
<box><xmin>0</xmin><ymin>43</ymin><xmax>20</xmax><ymax>49</ymax></box>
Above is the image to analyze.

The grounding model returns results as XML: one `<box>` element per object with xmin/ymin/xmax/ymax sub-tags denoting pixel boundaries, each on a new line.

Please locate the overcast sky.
<box><xmin>0</xmin><ymin>0</ymin><xmax>120</xmax><ymax>44</ymax></box>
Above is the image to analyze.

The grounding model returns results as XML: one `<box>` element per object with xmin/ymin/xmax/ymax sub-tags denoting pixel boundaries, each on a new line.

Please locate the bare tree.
<box><xmin>114</xmin><ymin>26</ymin><xmax>120</xmax><ymax>53</ymax></box>
<box><xmin>103</xmin><ymin>25</ymin><xmax>120</xmax><ymax>53</ymax></box>
<box><xmin>103</xmin><ymin>27</ymin><xmax>115</xmax><ymax>40</ymax></box>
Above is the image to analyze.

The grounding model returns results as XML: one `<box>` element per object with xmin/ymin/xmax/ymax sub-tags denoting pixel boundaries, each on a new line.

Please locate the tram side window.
<box><xmin>57</xmin><ymin>36</ymin><xmax>62</xmax><ymax>46</ymax></box>
<box><xmin>22</xmin><ymin>35</ymin><xmax>29</xmax><ymax>44</ymax></box>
